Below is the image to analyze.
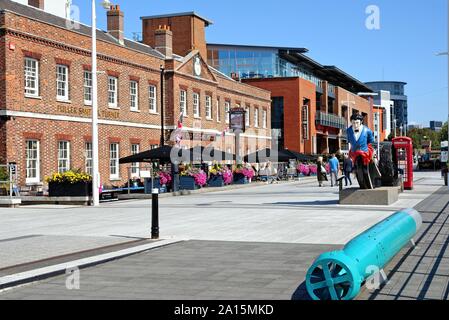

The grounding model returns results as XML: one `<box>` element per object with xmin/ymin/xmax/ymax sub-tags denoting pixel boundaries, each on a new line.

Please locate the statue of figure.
<box><xmin>347</xmin><ymin>114</ymin><xmax>381</xmax><ymax>189</ymax></box>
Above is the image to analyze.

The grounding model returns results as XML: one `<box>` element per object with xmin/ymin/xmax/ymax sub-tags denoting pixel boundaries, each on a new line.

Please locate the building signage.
<box><xmin>229</xmin><ymin>107</ymin><xmax>246</xmax><ymax>132</ymax></box>
<box><xmin>57</xmin><ymin>105</ymin><xmax>120</xmax><ymax>120</ymax></box>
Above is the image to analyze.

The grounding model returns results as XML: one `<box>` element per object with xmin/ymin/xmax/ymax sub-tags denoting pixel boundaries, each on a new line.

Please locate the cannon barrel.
<box><xmin>306</xmin><ymin>208</ymin><xmax>422</xmax><ymax>300</ymax></box>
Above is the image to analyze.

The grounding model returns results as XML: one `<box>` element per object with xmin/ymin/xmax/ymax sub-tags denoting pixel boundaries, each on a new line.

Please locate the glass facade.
<box><xmin>207</xmin><ymin>46</ymin><xmax>322</xmax><ymax>86</ymax></box>
<box><xmin>366</xmin><ymin>82</ymin><xmax>408</xmax><ymax>129</ymax></box>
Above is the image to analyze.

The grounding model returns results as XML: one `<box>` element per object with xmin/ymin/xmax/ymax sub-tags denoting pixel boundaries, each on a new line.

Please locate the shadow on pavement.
<box><xmin>291</xmin><ymin>281</ymin><xmax>312</xmax><ymax>300</ymax></box>
<box><xmin>271</xmin><ymin>200</ymin><xmax>339</xmax><ymax>206</ymax></box>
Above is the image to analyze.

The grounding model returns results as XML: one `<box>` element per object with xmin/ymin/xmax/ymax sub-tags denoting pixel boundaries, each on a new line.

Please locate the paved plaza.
<box><xmin>0</xmin><ymin>171</ymin><xmax>447</xmax><ymax>300</ymax></box>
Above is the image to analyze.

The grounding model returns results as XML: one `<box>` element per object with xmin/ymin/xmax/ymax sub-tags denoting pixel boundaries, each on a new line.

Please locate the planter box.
<box><xmin>144</xmin><ymin>178</ymin><xmax>167</xmax><ymax>194</ymax></box>
<box><xmin>48</xmin><ymin>181</ymin><xmax>92</xmax><ymax>197</ymax></box>
<box><xmin>233</xmin><ymin>173</ymin><xmax>249</xmax><ymax>185</ymax></box>
<box><xmin>208</xmin><ymin>175</ymin><xmax>224</xmax><ymax>187</ymax></box>
<box><xmin>179</xmin><ymin>176</ymin><xmax>199</xmax><ymax>190</ymax></box>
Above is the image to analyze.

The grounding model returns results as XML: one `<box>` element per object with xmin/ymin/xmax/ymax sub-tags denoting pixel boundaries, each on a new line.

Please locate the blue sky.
<box><xmin>72</xmin><ymin>0</ymin><xmax>448</xmax><ymax>126</ymax></box>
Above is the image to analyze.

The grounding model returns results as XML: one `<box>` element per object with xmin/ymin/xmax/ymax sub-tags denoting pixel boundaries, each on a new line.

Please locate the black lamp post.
<box><xmin>160</xmin><ymin>66</ymin><xmax>165</xmax><ymax>146</ymax></box>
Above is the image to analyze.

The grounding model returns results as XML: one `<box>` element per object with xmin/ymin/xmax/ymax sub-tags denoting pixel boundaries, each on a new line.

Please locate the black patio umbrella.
<box><xmin>243</xmin><ymin>148</ymin><xmax>288</xmax><ymax>163</ymax></box>
<box><xmin>244</xmin><ymin>148</ymin><xmax>316</xmax><ymax>163</ymax></box>
<box><xmin>189</xmin><ymin>146</ymin><xmax>236</xmax><ymax>163</ymax></box>
<box><xmin>283</xmin><ymin>149</ymin><xmax>317</xmax><ymax>162</ymax></box>
<box><xmin>119</xmin><ymin>145</ymin><xmax>185</xmax><ymax>164</ymax></box>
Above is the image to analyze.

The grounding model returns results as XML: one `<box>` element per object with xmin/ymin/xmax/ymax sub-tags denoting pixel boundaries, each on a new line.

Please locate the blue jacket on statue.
<box><xmin>347</xmin><ymin>125</ymin><xmax>374</xmax><ymax>153</ymax></box>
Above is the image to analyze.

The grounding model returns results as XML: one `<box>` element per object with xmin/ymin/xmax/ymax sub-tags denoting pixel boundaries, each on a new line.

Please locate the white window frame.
<box><xmin>131</xmin><ymin>144</ymin><xmax>140</xmax><ymax>176</ymax></box>
<box><xmin>85</xmin><ymin>142</ymin><xmax>93</xmax><ymax>176</ymax></box>
<box><xmin>254</xmin><ymin>107</ymin><xmax>259</xmax><ymax>128</ymax></box>
<box><xmin>180</xmin><ymin>90</ymin><xmax>187</xmax><ymax>116</ymax></box>
<box><xmin>83</xmin><ymin>70</ymin><xmax>92</xmax><ymax>105</ymax></box>
<box><xmin>205</xmin><ymin>95</ymin><xmax>212</xmax><ymax>120</ymax></box>
<box><xmin>26</xmin><ymin>140</ymin><xmax>40</xmax><ymax>184</ymax></box>
<box><xmin>193</xmin><ymin>92</ymin><xmax>200</xmax><ymax>118</ymax></box>
<box><xmin>263</xmin><ymin>109</ymin><xmax>267</xmax><ymax>129</ymax></box>
<box><xmin>56</xmin><ymin>64</ymin><xmax>69</xmax><ymax>101</ymax></box>
<box><xmin>225</xmin><ymin>101</ymin><xmax>230</xmax><ymax>124</ymax></box>
<box><xmin>245</xmin><ymin>106</ymin><xmax>250</xmax><ymax>127</ymax></box>
<box><xmin>108</xmin><ymin>76</ymin><xmax>118</xmax><ymax>108</ymax></box>
<box><xmin>216</xmin><ymin>99</ymin><xmax>221</xmax><ymax>122</ymax></box>
<box><xmin>130</xmin><ymin>80</ymin><xmax>139</xmax><ymax>111</ymax></box>
<box><xmin>58</xmin><ymin>141</ymin><xmax>71</xmax><ymax>174</ymax></box>
<box><xmin>24</xmin><ymin>57</ymin><xmax>39</xmax><ymax>97</ymax></box>
<box><xmin>149</xmin><ymin>85</ymin><xmax>157</xmax><ymax>113</ymax></box>
<box><xmin>109</xmin><ymin>143</ymin><xmax>120</xmax><ymax>180</ymax></box>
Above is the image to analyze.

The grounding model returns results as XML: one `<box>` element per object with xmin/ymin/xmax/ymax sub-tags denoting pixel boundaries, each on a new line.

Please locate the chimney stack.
<box><xmin>154</xmin><ymin>25</ymin><xmax>173</xmax><ymax>59</ymax></box>
<box><xmin>107</xmin><ymin>5</ymin><xmax>125</xmax><ymax>45</ymax></box>
<box><xmin>28</xmin><ymin>0</ymin><xmax>44</xmax><ymax>9</ymax></box>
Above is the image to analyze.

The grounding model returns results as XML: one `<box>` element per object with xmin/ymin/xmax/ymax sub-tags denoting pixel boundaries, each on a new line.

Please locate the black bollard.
<box><xmin>151</xmin><ymin>188</ymin><xmax>159</xmax><ymax>239</ymax></box>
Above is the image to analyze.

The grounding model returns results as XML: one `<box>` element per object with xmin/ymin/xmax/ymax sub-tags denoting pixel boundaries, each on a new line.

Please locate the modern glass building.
<box><xmin>207</xmin><ymin>44</ymin><xmax>321</xmax><ymax>88</ymax></box>
<box><xmin>207</xmin><ymin>43</ymin><xmax>374</xmax><ymax>154</ymax></box>
<box><xmin>365</xmin><ymin>81</ymin><xmax>408</xmax><ymax>132</ymax></box>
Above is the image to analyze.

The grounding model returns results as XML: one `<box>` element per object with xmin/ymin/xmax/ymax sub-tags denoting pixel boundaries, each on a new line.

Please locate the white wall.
<box><xmin>11</xmin><ymin>0</ymin><xmax>71</xmax><ymax>18</ymax></box>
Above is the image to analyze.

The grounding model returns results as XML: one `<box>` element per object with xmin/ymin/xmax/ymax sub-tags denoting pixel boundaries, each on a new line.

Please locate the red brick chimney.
<box><xmin>28</xmin><ymin>0</ymin><xmax>44</xmax><ymax>9</ymax></box>
<box><xmin>154</xmin><ymin>25</ymin><xmax>173</xmax><ymax>58</ymax></box>
<box><xmin>107</xmin><ymin>5</ymin><xmax>125</xmax><ymax>45</ymax></box>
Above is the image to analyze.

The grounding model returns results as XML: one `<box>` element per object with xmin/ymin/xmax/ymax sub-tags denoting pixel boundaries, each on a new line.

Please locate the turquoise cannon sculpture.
<box><xmin>306</xmin><ymin>208</ymin><xmax>422</xmax><ymax>300</ymax></box>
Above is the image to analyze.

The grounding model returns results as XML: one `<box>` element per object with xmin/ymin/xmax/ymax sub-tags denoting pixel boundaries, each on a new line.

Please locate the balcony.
<box><xmin>315</xmin><ymin>111</ymin><xmax>347</xmax><ymax>130</ymax></box>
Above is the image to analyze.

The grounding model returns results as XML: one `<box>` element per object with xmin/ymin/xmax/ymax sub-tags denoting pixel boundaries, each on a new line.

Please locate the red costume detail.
<box><xmin>349</xmin><ymin>143</ymin><xmax>374</xmax><ymax>166</ymax></box>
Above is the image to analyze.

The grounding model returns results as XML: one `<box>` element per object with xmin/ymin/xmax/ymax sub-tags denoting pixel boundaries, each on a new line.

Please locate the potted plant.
<box><xmin>179</xmin><ymin>164</ymin><xmax>207</xmax><ymax>190</ymax></box>
<box><xmin>233</xmin><ymin>165</ymin><xmax>255</xmax><ymax>184</ymax></box>
<box><xmin>0</xmin><ymin>167</ymin><xmax>9</xmax><ymax>196</ymax></box>
<box><xmin>145</xmin><ymin>170</ymin><xmax>172</xmax><ymax>194</ymax></box>
<box><xmin>208</xmin><ymin>163</ymin><xmax>233</xmax><ymax>187</ymax></box>
<box><xmin>46</xmin><ymin>170</ymin><xmax>92</xmax><ymax>197</ymax></box>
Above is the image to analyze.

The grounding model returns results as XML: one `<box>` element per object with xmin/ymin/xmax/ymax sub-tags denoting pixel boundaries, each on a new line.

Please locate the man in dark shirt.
<box><xmin>343</xmin><ymin>155</ymin><xmax>353</xmax><ymax>187</ymax></box>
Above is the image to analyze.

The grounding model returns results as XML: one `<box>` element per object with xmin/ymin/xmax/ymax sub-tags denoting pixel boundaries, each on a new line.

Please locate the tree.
<box><xmin>440</xmin><ymin>122</ymin><xmax>448</xmax><ymax>144</ymax></box>
<box><xmin>408</xmin><ymin>128</ymin><xmax>440</xmax><ymax>150</ymax></box>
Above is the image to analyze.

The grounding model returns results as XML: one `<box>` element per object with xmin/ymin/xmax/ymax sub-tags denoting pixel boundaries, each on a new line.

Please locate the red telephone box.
<box><xmin>392</xmin><ymin>137</ymin><xmax>414</xmax><ymax>190</ymax></box>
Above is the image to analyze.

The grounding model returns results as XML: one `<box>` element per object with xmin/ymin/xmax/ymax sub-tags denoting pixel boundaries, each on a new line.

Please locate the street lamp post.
<box><xmin>393</xmin><ymin>119</ymin><xmax>397</xmax><ymax>138</ymax></box>
<box><xmin>91</xmin><ymin>0</ymin><xmax>112</xmax><ymax>206</ymax></box>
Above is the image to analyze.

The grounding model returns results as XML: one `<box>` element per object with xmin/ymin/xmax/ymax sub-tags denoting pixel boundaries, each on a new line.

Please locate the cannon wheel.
<box><xmin>355</xmin><ymin>156</ymin><xmax>373</xmax><ymax>189</ymax></box>
<box><xmin>306</xmin><ymin>258</ymin><xmax>359</xmax><ymax>300</ymax></box>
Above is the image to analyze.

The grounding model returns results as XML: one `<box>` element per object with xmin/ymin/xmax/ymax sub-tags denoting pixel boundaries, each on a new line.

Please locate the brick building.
<box><xmin>0</xmin><ymin>0</ymin><xmax>271</xmax><ymax>190</ymax></box>
<box><xmin>208</xmin><ymin>44</ymin><xmax>374</xmax><ymax>154</ymax></box>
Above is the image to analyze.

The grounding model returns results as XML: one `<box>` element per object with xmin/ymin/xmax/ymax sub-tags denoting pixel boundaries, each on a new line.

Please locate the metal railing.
<box><xmin>0</xmin><ymin>164</ymin><xmax>18</xmax><ymax>198</ymax></box>
<box><xmin>315</xmin><ymin>111</ymin><xmax>347</xmax><ymax>130</ymax></box>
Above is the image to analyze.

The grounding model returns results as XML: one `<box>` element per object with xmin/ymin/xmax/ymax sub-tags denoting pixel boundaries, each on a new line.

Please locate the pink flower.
<box><xmin>223</xmin><ymin>170</ymin><xmax>233</xmax><ymax>185</ymax></box>
<box><xmin>159</xmin><ymin>172</ymin><xmax>172</xmax><ymax>185</ymax></box>
<box><xmin>242</xmin><ymin>168</ymin><xmax>255</xmax><ymax>179</ymax></box>
<box><xmin>193</xmin><ymin>171</ymin><xmax>207</xmax><ymax>187</ymax></box>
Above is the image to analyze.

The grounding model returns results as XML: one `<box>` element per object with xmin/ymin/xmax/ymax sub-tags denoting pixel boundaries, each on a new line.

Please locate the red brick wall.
<box><xmin>142</xmin><ymin>15</ymin><xmax>209</xmax><ymax>59</ymax></box>
<box><xmin>243</xmin><ymin>77</ymin><xmax>317</xmax><ymax>154</ymax></box>
<box><xmin>299</xmin><ymin>79</ymin><xmax>317</xmax><ymax>154</ymax></box>
<box><xmin>335</xmin><ymin>87</ymin><xmax>373</xmax><ymax>130</ymax></box>
<box><xmin>0</xmin><ymin>10</ymin><xmax>272</xmax><ymax>186</ymax></box>
<box><xmin>6</xmin><ymin>117</ymin><xmax>161</xmax><ymax>187</ymax></box>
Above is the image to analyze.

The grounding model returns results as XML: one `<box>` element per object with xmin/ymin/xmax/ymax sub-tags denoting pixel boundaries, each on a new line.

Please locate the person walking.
<box><xmin>343</xmin><ymin>155</ymin><xmax>353</xmax><ymax>187</ymax></box>
<box><xmin>317</xmin><ymin>156</ymin><xmax>328</xmax><ymax>187</ymax></box>
<box><xmin>328</xmin><ymin>154</ymin><xmax>340</xmax><ymax>187</ymax></box>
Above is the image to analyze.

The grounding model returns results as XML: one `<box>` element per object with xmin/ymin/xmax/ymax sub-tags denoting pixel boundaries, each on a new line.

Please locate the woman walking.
<box><xmin>317</xmin><ymin>156</ymin><xmax>328</xmax><ymax>187</ymax></box>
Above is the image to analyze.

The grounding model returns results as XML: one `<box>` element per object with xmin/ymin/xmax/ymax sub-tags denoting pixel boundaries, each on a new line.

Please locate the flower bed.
<box><xmin>46</xmin><ymin>171</ymin><xmax>92</xmax><ymax>197</ymax></box>
<box><xmin>208</xmin><ymin>164</ymin><xmax>233</xmax><ymax>187</ymax></box>
<box><xmin>233</xmin><ymin>165</ymin><xmax>255</xmax><ymax>184</ymax></box>
<box><xmin>297</xmin><ymin>163</ymin><xmax>328</xmax><ymax>176</ymax></box>
<box><xmin>180</xmin><ymin>165</ymin><xmax>207</xmax><ymax>190</ymax></box>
